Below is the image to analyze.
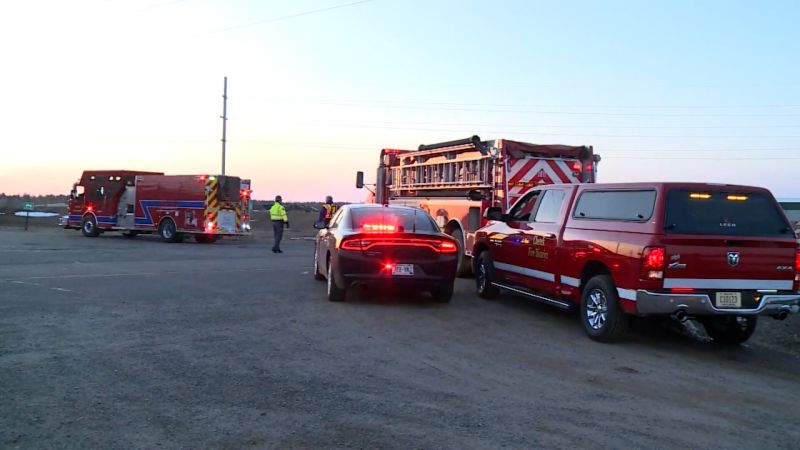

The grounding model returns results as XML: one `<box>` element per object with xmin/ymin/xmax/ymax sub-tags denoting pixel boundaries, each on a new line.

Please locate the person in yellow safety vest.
<box><xmin>318</xmin><ymin>195</ymin><xmax>337</xmax><ymax>226</ymax></box>
<box><xmin>269</xmin><ymin>195</ymin><xmax>289</xmax><ymax>253</ymax></box>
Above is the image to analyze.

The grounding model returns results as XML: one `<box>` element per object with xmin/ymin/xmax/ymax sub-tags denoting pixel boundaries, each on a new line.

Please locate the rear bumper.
<box><xmin>636</xmin><ymin>290</ymin><xmax>800</xmax><ymax>316</ymax></box>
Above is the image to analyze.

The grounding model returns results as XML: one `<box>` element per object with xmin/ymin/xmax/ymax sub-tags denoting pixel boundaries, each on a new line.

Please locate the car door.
<box><xmin>492</xmin><ymin>190</ymin><xmax>542</xmax><ymax>285</ymax></box>
<box><xmin>318</xmin><ymin>208</ymin><xmax>345</xmax><ymax>273</ymax></box>
<box><xmin>520</xmin><ymin>188</ymin><xmax>569</xmax><ymax>296</ymax></box>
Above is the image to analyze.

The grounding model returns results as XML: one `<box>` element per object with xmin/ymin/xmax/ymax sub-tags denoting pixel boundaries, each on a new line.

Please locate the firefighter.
<box><xmin>269</xmin><ymin>195</ymin><xmax>289</xmax><ymax>253</ymax></box>
<box><xmin>318</xmin><ymin>195</ymin><xmax>337</xmax><ymax>227</ymax></box>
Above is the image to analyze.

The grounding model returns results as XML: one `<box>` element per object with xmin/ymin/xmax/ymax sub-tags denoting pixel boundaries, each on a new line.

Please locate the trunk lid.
<box><xmin>662</xmin><ymin>188</ymin><xmax>796</xmax><ymax>290</ymax></box>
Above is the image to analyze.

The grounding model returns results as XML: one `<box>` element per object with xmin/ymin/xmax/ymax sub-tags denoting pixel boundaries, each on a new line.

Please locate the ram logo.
<box><xmin>727</xmin><ymin>252</ymin><xmax>740</xmax><ymax>267</ymax></box>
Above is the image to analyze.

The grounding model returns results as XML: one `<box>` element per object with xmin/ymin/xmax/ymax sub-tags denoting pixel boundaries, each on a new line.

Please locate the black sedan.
<box><xmin>313</xmin><ymin>204</ymin><xmax>458</xmax><ymax>302</ymax></box>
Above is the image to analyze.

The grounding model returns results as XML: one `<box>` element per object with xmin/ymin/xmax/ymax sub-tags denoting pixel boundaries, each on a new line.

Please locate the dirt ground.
<box><xmin>1</xmin><ymin>227</ymin><xmax>799</xmax><ymax>449</ymax></box>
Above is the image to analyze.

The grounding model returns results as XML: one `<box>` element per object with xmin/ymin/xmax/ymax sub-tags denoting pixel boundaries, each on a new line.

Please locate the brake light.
<box><xmin>795</xmin><ymin>250</ymin><xmax>800</xmax><ymax>272</ymax></box>
<box><xmin>240</xmin><ymin>189</ymin><xmax>250</xmax><ymax>198</ymax></box>
<box><xmin>641</xmin><ymin>246</ymin><xmax>665</xmax><ymax>280</ymax></box>
<box><xmin>670</xmin><ymin>288</ymin><xmax>695</xmax><ymax>293</ymax></box>
<box><xmin>584</xmin><ymin>164</ymin><xmax>593</xmax><ymax>171</ymax></box>
<box><xmin>571</xmin><ymin>162</ymin><xmax>582</xmax><ymax>172</ymax></box>
<box><xmin>362</xmin><ymin>224</ymin><xmax>396</xmax><ymax>232</ymax></box>
<box><xmin>440</xmin><ymin>240</ymin><xmax>458</xmax><ymax>253</ymax></box>
<box><xmin>340</xmin><ymin>237</ymin><xmax>458</xmax><ymax>253</ymax></box>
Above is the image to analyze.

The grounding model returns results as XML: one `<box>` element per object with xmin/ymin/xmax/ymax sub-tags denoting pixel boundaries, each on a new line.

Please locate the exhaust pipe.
<box><xmin>773</xmin><ymin>311</ymin><xmax>789</xmax><ymax>321</ymax></box>
<box><xmin>671</xmin><ymin>308</ymin><xmax>688</xmax><ymax>322</ymax></box>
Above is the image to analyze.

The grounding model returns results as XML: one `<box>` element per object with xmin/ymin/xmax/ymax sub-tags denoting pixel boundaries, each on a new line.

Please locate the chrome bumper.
<box><xmin>636</xmin><ymin>290</ymin><xmax>800</xmax><ymax>316</ymax></box>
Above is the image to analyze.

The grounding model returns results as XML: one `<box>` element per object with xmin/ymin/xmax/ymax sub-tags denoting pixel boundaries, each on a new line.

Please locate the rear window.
<box><xmin>665</xmin><ymin>189</ymin><xmax>792</xmax><ymax>237</ymax></box>
<box><xmin>573</xmin><ymin>190</ymin><xmax>656</xmax><ymax>221</ymax></box>
<box><xmin>350</xmin><ymin>208</ymin><xmax>439</xmax><ymax>233</ymax></box>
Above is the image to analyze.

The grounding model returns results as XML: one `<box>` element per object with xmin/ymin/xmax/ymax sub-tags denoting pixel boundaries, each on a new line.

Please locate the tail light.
<box><xmin>570</xmin><ymin>162</ymin><xmax>582</xmax><ymax>173</ymax></box>
<box><xmin>340</xmin><ymin>236</ymin><xmax>458</xmax><ymax>253</ymax></box>
<box><xmin>795</xmin><ymin>249</ymin><xmax>800</xmax><ymax>272</ymax></box>
<box><xmin>640</xmin><ymin>246</ymin><xmax>665</xmax><ymax>280</ymax></box>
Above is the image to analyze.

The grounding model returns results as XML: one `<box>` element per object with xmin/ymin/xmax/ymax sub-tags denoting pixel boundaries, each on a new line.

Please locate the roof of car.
<box><xmin>343</xmin><ymin>203</ymin><xmax>422</xmax><ymax>211</ymax></box>
<box><xmin>547</xmin><ymin>182</ymin><xmax>771</xmax><ymax>193</ymax></box>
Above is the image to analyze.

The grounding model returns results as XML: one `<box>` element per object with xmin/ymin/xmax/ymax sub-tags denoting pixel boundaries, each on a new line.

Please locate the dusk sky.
<box><xmin>1</xmin><ymin>0</ymin><xmax>798</xmax><ymax>201</ymax></box>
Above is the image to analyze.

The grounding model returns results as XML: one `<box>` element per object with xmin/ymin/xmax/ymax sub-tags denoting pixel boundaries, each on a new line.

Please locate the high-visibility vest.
<box><xmin>269</xmin><ymin>203</ymin><xmax>288</xmax><ymax>222</ymax></box>
<box><xmin>323</xmin><ymin>203</ymin><xmax>337</xmax><ymax>220</ymax></box>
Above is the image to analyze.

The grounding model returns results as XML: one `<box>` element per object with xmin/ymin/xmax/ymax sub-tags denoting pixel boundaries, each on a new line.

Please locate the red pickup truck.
<box><xmin>472</xmin><ymin>182</ymin><xmax>800</xmax><ymax>343</ymax></box>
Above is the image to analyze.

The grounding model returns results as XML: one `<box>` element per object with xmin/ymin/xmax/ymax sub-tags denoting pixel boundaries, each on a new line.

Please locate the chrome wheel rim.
<box><xmin>586</xmin><ymin>288</ymin><xmax>608</xmax><ymax>330</ymax></box>
<box><xmin>163</xmin><ymin>224</ymin><xmax>173</xmax><ymax>239</ymax></box>
<box><xmin>477</xmin><ymin>260</ymin><xmax>487</xmax><ymax>292</ymax></box>
<box><xmin>84</xmin><ymin>221</ymin><xmax>93</xmax><ymax>233</ymax></box>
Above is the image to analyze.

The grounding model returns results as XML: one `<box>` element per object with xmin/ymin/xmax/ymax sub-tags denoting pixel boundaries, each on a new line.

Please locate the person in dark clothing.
<box><xmin>318</xmin><ymin>195</ymin><xmax>337</xmax><ymax>227</ymax></box>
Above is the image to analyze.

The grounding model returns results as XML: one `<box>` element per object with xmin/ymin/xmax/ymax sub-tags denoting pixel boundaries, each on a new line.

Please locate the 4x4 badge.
<box><xmin>727</xmin><ymin>252</ymin><xmax>740</xmax><ymax>267</ymax></box>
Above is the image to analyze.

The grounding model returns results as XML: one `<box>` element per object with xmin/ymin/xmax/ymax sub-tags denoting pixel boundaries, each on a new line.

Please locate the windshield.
<box><xmin>349</xmin><ymin>207</ymin><xmax>439</xmax><ymax>233</ymax></box>
<box><xmin>665</xmin><ymin>189</ymin><xmax>792</xmax><ymax>237</ymax></box>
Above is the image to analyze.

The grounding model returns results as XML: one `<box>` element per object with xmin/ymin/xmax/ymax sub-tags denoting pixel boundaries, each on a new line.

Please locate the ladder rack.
<box><xmin>389</xmin><ymin>157</ymin><xmax>493</xmax><ymax>191</ymax></box>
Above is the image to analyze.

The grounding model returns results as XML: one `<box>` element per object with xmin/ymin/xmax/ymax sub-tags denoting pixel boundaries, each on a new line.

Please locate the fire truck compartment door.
<box><xmin>218</xmin><ymin>210</ymin><xmax>237</xmax><ymax>233</ymax></box>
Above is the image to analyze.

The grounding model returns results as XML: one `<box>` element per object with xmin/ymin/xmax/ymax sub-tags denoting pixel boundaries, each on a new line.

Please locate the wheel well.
<box><xmin>444</xmin><ymin>220</ymin><xmax>464</xmax><ymax>238</ymax></box>
<box><xmin>82</xmin><ymin>212</ymin><xmax>97</xmax><ymax>222</ymax></box>
<box><xmin>580</xmin><ymin>261</ymin><xmax>611</xmax><ymax>291</ymax></box>
<box><xmin>471</xmin><ymin>243</ymin><xmax>489</xmax><ymax>271</ymax></box>
<box><xmin>158</xmin><ymin>216</ymin><xmax>176</xmax><ymax>230</ymax></box>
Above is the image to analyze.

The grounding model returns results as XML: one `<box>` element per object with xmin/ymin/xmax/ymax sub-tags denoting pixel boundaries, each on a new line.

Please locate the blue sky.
<box><xmin>1</xmin><ymin>0</ymin><xmax>798</xmax><ymax>200</ymax></box>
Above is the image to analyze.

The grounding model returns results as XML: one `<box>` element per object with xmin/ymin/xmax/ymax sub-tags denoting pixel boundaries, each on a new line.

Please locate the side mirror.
<box><xmin>356</xmin><ymin>171</ymin><xmax>364</xmax><ymax>189</ymax></box>
<box><xmin>70</xmin><ymin>189</ymin><xmax>76</xmax><ymax>200</ymax></box>
<box><xmin>484</xmin><ymin>206</ymin><xmax>504</xmax><ymax>221</ymax></box>
<box><xmin>313</xmin><ymin>221</ymin><xmax>327</xmax><ymax>230</ymax></box>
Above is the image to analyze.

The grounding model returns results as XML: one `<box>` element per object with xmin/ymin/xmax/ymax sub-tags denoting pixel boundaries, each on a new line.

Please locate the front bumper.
<box><xmin>636</xmin><ymin>290</ymin><xmax>800</xmax><ymax>316</ymax></box>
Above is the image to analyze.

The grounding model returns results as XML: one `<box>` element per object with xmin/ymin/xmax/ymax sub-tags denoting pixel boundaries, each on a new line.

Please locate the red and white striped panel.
<box><xmin>506</xmin><ymin>158</ymin><xmax>581</xmax><ymax>204</ymax></box>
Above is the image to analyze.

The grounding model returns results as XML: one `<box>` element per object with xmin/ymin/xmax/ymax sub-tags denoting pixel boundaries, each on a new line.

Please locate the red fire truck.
<box><xmin>65</xmin><ymin>170</ymin><xmax>252</xmax><ymax>243</ymax></box>
<box><xmin>357</xmin><ymin>136</ymin><xmax>599</xmax><ymax>275</ymax></box>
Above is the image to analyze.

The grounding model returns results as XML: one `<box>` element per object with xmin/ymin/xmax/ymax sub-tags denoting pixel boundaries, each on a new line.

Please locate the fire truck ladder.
<box><xmin>391</xmin><ymin>157</ymin><xmax>492</xmax><ymax>191</ymax></box>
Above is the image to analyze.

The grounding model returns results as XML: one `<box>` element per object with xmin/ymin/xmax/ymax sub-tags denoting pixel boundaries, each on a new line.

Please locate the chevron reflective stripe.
<box><xmin>205</xmin><ymin>178</ymin><xmax>219</xmax><ymax>225</ymax></box>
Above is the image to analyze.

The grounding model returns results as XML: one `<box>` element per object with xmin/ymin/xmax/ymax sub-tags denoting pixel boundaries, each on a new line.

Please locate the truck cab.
<box><xmin>472</xmin><ymin>182</ymin><xmax>800</xmax><ymax>343</ymax></box>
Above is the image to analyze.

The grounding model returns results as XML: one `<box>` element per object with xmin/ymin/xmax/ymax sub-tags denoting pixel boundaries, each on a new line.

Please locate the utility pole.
<box><xmin>221</xmin><ymin>76</ymin><xmax>228</xmax><ymax>176</ymax></box>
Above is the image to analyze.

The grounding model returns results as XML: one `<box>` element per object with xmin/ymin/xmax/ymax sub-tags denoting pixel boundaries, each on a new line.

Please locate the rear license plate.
<box><xmin>392</xmin><ymin>264</ymin><xmax>414</xmax><ymax>276</ymax></box>
<box><xmin>716</xmin><ymin>292</ymin><xmax>742</xmax><ymax>308</ymax></box>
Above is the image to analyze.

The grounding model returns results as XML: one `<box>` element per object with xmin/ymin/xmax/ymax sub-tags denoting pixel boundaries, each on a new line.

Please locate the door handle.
<box><xmin>544</xmin><ymin>233</ymin><xmax>556</xmax><ymax>239</ymax></box>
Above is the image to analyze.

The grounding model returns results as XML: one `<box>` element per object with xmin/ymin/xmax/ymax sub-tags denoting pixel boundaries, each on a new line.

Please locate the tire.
<box><xmin>313</xmin><ymin>246</ymin><xmax>325</xmax><ymax>281</ymax></box>
<box><xmin>450</xmin><ymin>228</ymin><xmax>473</xmax><ymax>278</ymax></box>
<box><xmin>701</xmin><ymin>316</ymin><xmax>757</xmax><ymax>345</ymax></box>
<box><xmin>580</xmin><ymin>275</ymin><xmax>629</xmax><ymax>342</ymax></box>
<box><xmin>122</xmin><ymin>231</ymin><xmax>138</xmax><ymax>238</ymax></box>
<box><xmin>158</xmin><ymin>218</ymin><xmax>181</xmax><ymax>243</ymax></box>
<box><xmin>431</xmin><ymin>283</ymin><xmax>454</xmax><ymax>303</ymax></box>
<box><xmin>326</xmin><ymin>256</ymin><xmax>346</xmax><ymax>302</ymax></box>
<box><xmin>81</xmin><ymin>215</ymin><xmax>99</xmax><ymax>237</ymax></box>
<box><xmin>475</xmin><ymin>251</ymin><xmax>500</xmax><ymax>299</ymax></box>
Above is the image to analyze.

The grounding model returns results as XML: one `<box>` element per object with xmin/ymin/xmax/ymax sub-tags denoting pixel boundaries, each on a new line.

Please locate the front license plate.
<box><xmin>392</xmin><ymin>264</ymin><xmax>414</xmax><ymax>276</ymax></box>
<box><xmin>716</xmin><ymin>292</ymin><xmax>742</xmax><ymax>308</ymax></box>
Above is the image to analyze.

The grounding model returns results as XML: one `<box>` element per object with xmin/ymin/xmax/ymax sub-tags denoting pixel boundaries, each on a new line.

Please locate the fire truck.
<box><xmin>65</xmin><ymin>170</ymin><xmax>252</xmax><ymax>243</ymax></box>
<box><xmin>357</xmin><ymin>136</ymin><xmax>599</xmax><ymax>275</ymax></box>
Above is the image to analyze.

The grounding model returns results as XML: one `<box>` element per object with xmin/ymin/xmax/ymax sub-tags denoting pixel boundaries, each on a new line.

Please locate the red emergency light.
<box><xmin>240</xmin><ymin>189</ymin><xmax>250</xmax><ymax>198</ymax></box>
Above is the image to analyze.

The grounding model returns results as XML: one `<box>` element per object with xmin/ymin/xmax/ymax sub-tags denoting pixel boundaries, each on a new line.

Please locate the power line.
<box><xmin>260</xmin><ymin>98</ymin><xmax>800</xmax><ymax>117</ymax></box>
<box><xmin>306</xmin><ymin>119</ymin><xmax>800</xmax><ymax>130</ymax></box>
<box><xmin>199</xmin><ymin>0</ymin><xmax>375</xmax><ymax>35</ymax></box>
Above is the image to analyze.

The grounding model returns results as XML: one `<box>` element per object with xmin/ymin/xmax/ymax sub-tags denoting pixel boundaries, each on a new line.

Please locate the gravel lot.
<box><xmin>1</xmin><ymin>227</ymin><xmax>800</xmax><ymax>449</ymax></box>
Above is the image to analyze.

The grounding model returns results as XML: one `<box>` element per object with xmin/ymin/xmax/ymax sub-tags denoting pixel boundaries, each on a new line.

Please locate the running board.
<box><xmin>491</xmin><ymin>282</ymin><xmax>572</xmax><ymax>310</ymax></box>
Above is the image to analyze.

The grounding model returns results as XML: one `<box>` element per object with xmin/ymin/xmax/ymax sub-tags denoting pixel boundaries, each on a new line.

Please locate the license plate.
<box><xmin>392</xmin><ymin>264</ymin><xmax>414</xmax><ymax>276</ymax></box>
<box><xmin>716</xmin><ymin>292</ymin><xmax>742</xmax><ymax>308</ymax></box>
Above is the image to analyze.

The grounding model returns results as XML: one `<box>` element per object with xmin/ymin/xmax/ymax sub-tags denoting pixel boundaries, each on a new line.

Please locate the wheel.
<box><xmin>81</xmin><ymin>215</ymin><xmax>99</xmax><ymax>237</ymax></box>
<box><xmin>194</xmin><ymin>234</ymin><xmax>217</xmax><ymax>244</ymax></box>
<box><xmin>158</xmin><ymin>218</ymin><xmax>181</xmax><ymax>243</ymax></box>
<box><xmin>450</xmin><ymin>228</ymin><xmax>473</xmax><ymax>278</ymax></box>
<box><xmin>475</xmin><ymin>251</ymin><xmax>499</xmax><ymax>299</ymax></box>
<box><xmin>326</xmin><ymin>256</ymin><xmax>346</xmax><ymax>302</ymax></box>
<box><xmin>430</xmin><ymin>283</ymin><xmax>454</xmax><ymax>303</ymax></box>
<box><xmin>313</xmin><ymin>245</ymin><xmax>325</xmax><ymax>281</ymax></box>
<box><xmin>580</xmin><ymin>275</ymin><xmax>629</xmax><ymax>342</ymax></box>
<box><xmin>122</xmin><ymin>231</ymin><xmax>139</xmax><ymax>238</ymax></box>
<box><xmin>701</xmin><ymin>316</ymin><xmax>757</xmax><ymax>345</ymax></box>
